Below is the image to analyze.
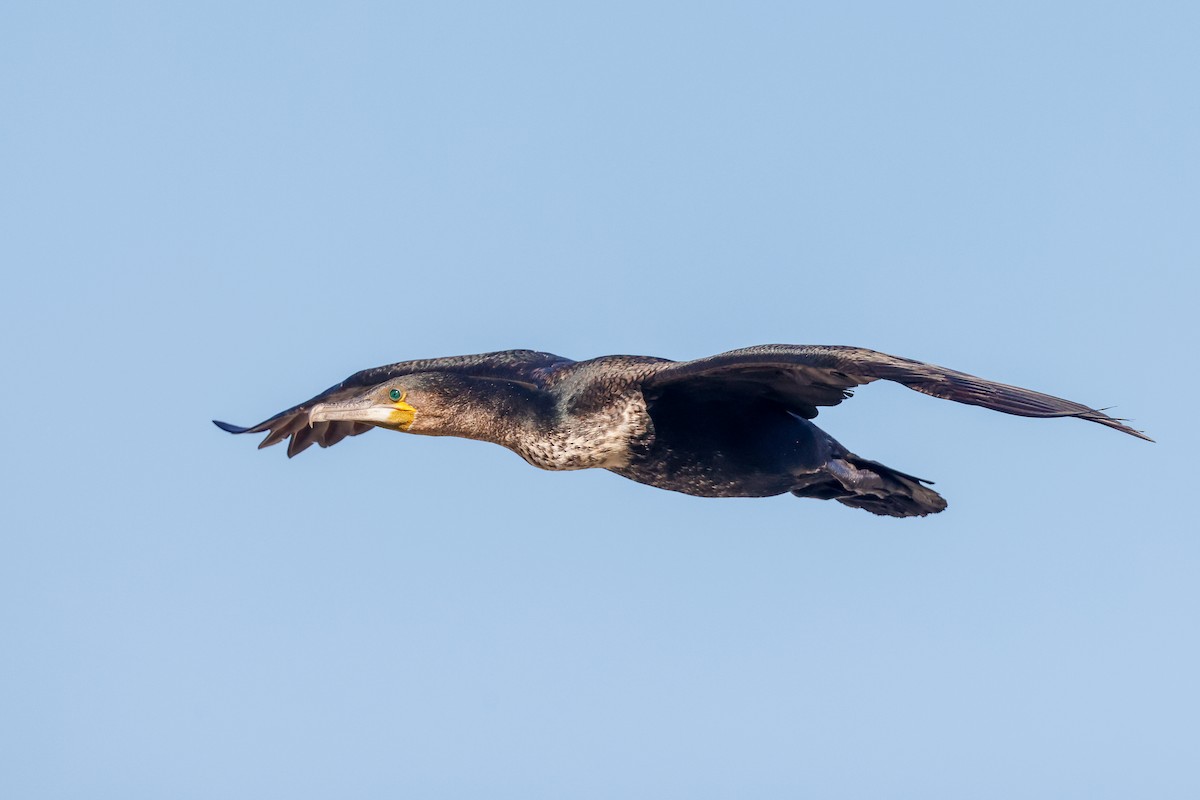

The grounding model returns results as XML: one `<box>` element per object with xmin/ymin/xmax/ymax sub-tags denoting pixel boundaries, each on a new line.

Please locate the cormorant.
<box><xmin>214</xmin><ymin>345</ymin><xmax>1149</xmax><ymax>517</ymax></box>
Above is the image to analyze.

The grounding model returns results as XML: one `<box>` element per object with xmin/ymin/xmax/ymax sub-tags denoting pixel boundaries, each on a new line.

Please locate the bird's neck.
<box><xmin>429</xmin><ymin>380</ymin><xmax>644</xmax><ymax>472</ymax></box>
<box><xmin>420</xmin><ymin>378</ymin><xmax>557</xmax><ymax>459</ymax></box>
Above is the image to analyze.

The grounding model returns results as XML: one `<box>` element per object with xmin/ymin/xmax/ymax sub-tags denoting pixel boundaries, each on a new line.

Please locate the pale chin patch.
<box><xmin>344</xmin><ymin>405</ymin><xmax>415</xmax><ymax>431</ymax></box>
<box><xmin>362</xmin><ymin>406</ymin><xmax>410</xmax><ymax>426</ymax></box>
<box><xmin>386</xmin><ymin>405</ymin><xmax>416</xmax><ymax>430</ymax></box>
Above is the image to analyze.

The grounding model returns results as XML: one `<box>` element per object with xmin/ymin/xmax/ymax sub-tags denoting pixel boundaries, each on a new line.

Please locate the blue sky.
<box><xmin>2</xmin><ymin>2</ymin><xmax>1197</xmax><ymax>797</ymax></box>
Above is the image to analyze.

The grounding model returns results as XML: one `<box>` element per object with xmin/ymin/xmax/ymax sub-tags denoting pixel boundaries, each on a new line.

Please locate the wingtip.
<box><xmin>213</xmin><ymin>419</ymin><xmax>251</xmax><ymax>434</ymax></box>
<box><xmin>1119</xmin><ymin>422</ymin><xmax>1155</xmax><ymax>443</ymax></box>
<box><xmin>1086</xmin><ymin>411</ymin><xmax>1154</xmax><ymax>443</ymax></box>
<box><xmin>1097</xmin><ymin>416</ymin><xmax>1154</xmax><ymax>443</ymax></box>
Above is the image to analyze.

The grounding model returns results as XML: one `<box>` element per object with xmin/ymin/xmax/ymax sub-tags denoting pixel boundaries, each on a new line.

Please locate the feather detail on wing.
<box><xmin>643</xmin><ymin>344</ymin><xmax>1151</xmax><ymax>441</ymax></box>
<box><xmin>213</xmin><ymin>382</ymin><xmax>378</xmax><ymax>457</ymax></box>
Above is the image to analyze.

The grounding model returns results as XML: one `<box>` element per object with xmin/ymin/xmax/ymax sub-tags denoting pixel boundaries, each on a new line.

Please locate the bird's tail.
<box><xmin>790</xmin><ymin>455</ymin><xmax>948</xmax><ymax>518</ymax></box>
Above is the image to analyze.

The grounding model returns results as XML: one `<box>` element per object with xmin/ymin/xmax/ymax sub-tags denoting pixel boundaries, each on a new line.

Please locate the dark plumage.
<box><xmin>214</xmin><ymin>345</ymin><xmax>1149</xmax><ymax>517</ymax></box>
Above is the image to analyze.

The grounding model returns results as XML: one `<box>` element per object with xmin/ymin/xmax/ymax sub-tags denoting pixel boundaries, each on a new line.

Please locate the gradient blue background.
<box><xmin>3</xmin><ymin>2</ymin><xmax>1196</xmax><ymax>797</ymax></box>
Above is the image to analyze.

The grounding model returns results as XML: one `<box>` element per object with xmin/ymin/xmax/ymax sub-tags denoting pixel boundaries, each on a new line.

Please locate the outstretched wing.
<box><xmin>212</xmin><ymin>384</ymin><xmax>376</xmax><ymax>458</ymax></box>
<box><xmin>642</xmin><ymin>344</ymin><xmax>1151</xmax><ymax>441</ymax></box>
<box><xmin>344</xmin><ymin>349</ymin><xmax>573</xmax><ymax>389</ymax></box>
<box><xmin>213</xmin><ymin>349</ymin><xmax>575</xmax><ymax>457</ymax></box>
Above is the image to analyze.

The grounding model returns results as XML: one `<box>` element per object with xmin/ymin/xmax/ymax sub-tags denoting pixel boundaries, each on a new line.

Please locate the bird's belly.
<box><xmin>610</xmin><ymin>459</ymin><xmax>798</xmax><ymax>497</ymax></box>
<box><xmin>610</xmin><ymin>412</ymin><xmax>838</xmax><ymax>497</ymax></box>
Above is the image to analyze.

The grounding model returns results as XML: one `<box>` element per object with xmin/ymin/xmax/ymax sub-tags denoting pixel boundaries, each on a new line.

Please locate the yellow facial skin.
<box><xmin>387</xmin><ymin>390</ymin><xmax>417</xmax><ymax>431</ymax></box>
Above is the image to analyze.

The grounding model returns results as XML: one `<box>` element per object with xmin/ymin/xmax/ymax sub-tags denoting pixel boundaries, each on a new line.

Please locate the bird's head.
<box><xmin>308</xmin><ymin>383</ymin><xmax>418</xmax><ymax>431</ymax></box>
<box><xmin>306</xmin><ymin>372</ymin><xmax>510</xmax><ymax>436</ymax></box>
<box><xmin>307</xmin><ymin>373</ymin><xmax>466</xmax><ymax>434</ymax></box>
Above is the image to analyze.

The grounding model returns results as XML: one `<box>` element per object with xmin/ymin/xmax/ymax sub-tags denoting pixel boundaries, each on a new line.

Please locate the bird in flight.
<box><xmin>214</xmin><ymin>345</ymin><xmax>1148</xmax><ymax>517</ymax></box>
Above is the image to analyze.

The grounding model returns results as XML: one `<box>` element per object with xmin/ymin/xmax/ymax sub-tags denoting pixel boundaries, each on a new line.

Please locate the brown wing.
<box><xmin>642</xmin><ymin>344</ymin><xmax>1151</xmax><ymax>441</ymax></box>
<box><xmin>212</xmin><ymin>381</ymin><xmax>378</xmax><ymax>458</ymax></box>
<box><xmin>213</xmin><ymin>349</ymin><xmax>575</xmax><ymax>457</ymax></box>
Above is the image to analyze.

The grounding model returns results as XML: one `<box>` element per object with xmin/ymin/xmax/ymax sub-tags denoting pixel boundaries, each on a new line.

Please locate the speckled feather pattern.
<box><xmin>507</xmin><ymin>356</ymin><xmax>666</xmax><ymax>470</ymax></box>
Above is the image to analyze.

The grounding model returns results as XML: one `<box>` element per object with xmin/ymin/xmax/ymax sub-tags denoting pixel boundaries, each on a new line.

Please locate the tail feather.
<box><xmin>791</xmin><ymin>455</ymin><xmax>947</xmax><ymax>517</ymax></box>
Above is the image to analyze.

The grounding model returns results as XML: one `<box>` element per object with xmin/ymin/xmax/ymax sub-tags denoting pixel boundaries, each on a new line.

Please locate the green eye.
<box><xmin>389</xmin><ymin>388</ymin><xmax>402</xmax><ymax>401</ymax></box>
